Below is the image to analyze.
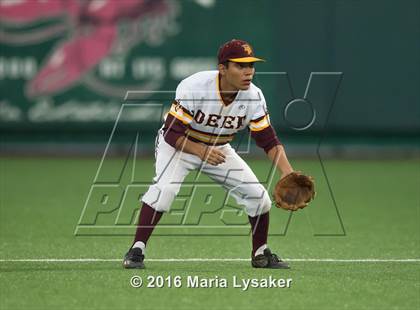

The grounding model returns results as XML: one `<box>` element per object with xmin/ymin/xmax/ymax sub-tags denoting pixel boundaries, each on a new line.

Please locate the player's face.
<box><xmin>221</xmin><ymin>62</ymin><xmax>255</xmax><ymax>90</ymax></box>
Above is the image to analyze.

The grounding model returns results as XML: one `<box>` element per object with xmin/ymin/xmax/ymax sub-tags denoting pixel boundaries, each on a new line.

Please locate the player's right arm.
<box><xmin>174</xmin><ymin>135</ymin><xmax>226</xmax><ymax>166</ymax></box>
<box><xmin>163</xmin><ymin>103</ymin><xmax>225</xmax><ymax>166</ymax></box>
<box><xmin>162</xmin><ymin>80</ymin><xmax>225</xmax><ymax>166</ymax></box>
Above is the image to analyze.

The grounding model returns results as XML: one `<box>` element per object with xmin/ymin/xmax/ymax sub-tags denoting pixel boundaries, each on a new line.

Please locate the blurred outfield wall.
<box><xmin>0</xmin><ymin>0</ymin><xmax>419</xmax><ymax>156</ymax></box>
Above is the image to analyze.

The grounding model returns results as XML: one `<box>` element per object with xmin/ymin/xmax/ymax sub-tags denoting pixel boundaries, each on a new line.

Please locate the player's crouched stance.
<box><xmin>123</xmin><ymin>39</ymin><xmax>294</xmax><ymax>269</ymax></box>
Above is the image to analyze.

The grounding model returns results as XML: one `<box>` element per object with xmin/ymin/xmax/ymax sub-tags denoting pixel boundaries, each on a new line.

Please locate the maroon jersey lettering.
<box><xmin>236</xmin><ymin>116</ymin><xmax>246</xmax><ymax>129</ymax></box>
<box><xmin>222</xmin><ymin>116</ymin><xmax>236</xmax><ymax>129</ymax></box>
<box><xmin>206</xmin><ymin>114</ymin><xmax>222</xmax><ymax>127</ymax></box>
<box><xmin>194</xmin><ymin>110</ymin><xmax>205</xmax><ymax>124</ymax></box>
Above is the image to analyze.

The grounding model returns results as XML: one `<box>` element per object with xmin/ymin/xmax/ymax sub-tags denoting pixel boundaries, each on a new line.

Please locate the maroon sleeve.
<box><xmin>251</xmin><ymin>125</ymin><xmax>281</xmax><ymax>153</ymax></box>
<box><xmin>162</xmin><ymin>114</ymin><xmax>188</xmax><ymax>148</ymax></box>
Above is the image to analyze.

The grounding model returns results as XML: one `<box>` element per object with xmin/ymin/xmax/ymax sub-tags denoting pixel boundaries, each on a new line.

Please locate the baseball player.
<box><xmin>123</xmin><ymin>39</ymin><xmax>295</xmax><ymax>269</ymax></box>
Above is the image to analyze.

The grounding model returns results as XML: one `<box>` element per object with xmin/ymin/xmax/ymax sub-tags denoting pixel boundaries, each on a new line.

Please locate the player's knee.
<box><xmin>257</xmin><ymin>191</ymin><xmax>272</xmax><ymax>215</ymax></box>
<box><xmin>142</xmin><ymin>184</ymin><xmax>180</xmax><ymax>212</ymax></box>
<box><xmin>245</xmin><ymin>189</ymin><xmax>272</xmax><ymax>217</ymax></box>
<box><xmin>162</xmin><ymin>185</ymin><xmax>180</xmax><ymax>200</ymax></box>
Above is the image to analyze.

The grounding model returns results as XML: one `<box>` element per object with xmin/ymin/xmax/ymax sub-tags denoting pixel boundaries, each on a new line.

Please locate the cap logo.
<box><xmin>242</xmin><ymin>44</ymin><xmax>253</xmax><ymax>55</ymax></box>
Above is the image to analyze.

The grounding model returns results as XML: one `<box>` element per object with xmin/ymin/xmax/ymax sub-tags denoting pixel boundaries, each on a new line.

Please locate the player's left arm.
<box><xmin>266</xmin><ymin>144</ymin><xmax>294</xmax><ymax>178</ymax></box>
<box><xmin>250</xmin><ymin>117</ymin><xmax>293</xmax><ymax>178</ymax></box>
<box><xmin>249</xmin><ymin>89</ymin><xmax>293</xmax><ymax>178</ymax></box>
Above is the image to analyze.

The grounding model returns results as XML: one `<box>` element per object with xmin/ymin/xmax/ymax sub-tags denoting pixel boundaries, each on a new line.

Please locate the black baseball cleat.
<box><xmin>251</xmin><ymin>248</ymin><xmax>290</xmax><ymax>269</ymax></box>
<box><xmin>123</xmin><ymin>247</ymin><xmax>145</xmax><ymax>269</ymax></box>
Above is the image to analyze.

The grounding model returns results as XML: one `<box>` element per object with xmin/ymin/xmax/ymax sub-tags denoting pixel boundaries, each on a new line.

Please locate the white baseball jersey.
<box><xmin>168</xmin><ymin>70</ymin><xmax>271</xmax><ymax>145</ymax></box>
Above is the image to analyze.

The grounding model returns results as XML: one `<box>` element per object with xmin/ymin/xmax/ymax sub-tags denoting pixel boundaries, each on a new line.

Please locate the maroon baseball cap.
<box><xmin>218</xmin><ymin>39</ymin><xmax>265</xmax><ymax>64</ymax></box>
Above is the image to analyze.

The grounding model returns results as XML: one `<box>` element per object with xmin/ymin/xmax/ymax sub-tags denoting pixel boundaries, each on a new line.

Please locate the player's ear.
<box><xmin>218</xmin><ymin>63</ymin><xmax>227</xmax><ymax>76</ymax></box>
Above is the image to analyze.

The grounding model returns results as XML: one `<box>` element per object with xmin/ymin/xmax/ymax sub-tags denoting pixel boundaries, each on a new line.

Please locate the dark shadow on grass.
<box><xmin>0</xmin><ymin>261</ymin><xmax>301</xmax><ymax>273</ymax></box>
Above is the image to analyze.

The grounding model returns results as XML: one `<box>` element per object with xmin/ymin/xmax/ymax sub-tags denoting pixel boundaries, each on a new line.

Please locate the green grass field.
<box><xmin>1</xmin><ymin>157</ymin><xmax>419</xmax><ymax>310</ymax></box>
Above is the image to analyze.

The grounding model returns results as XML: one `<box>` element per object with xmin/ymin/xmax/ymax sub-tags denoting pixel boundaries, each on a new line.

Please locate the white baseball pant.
<box><xmin>141</xmin><ymin>129</ymin><xmax>272</xmax><ymax>217</ymax></box>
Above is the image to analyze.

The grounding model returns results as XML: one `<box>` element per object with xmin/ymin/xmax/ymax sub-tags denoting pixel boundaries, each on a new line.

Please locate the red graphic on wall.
<box><xmin>0</xmin><ymin>0</ymin><xmax>172</xmax><ymax>97</ymax></box>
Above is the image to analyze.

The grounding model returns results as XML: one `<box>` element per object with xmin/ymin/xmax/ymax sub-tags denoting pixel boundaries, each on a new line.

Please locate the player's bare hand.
<box><xmin>200</xmin><ymin>146</ymin><xmax>226</xmax><ymax>166</ymax></box>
